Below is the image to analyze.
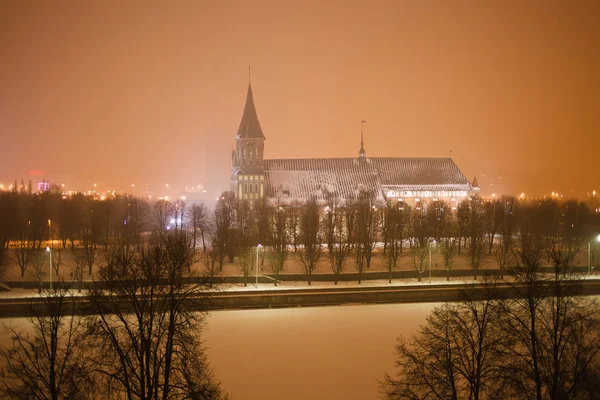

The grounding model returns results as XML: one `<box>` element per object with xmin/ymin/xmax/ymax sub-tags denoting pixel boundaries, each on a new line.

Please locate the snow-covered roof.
<box><xmin>264</xmin><ymin>158</ymin><xmax>383</xmax><ymax>202</ymax></box>
<box><xmin>369</xmin><ymin>157</ymin><xmax>470</xmax><ymax>186</ymax></box>
<box><xmin>263</xmin><ymin>157</ymin><xmax>472</xmax><ymax>201</ymax></box>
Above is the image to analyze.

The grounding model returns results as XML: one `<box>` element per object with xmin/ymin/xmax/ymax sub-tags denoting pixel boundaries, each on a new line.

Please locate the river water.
<box><xmin>0</xmin><ymin>302</ymin><xmax>437</xmax><ymax>399</ymax></box>
<box><xmin>204</xmin><ymin>302</ymin><xmax>437</xmax><ymax>400</ymax></box>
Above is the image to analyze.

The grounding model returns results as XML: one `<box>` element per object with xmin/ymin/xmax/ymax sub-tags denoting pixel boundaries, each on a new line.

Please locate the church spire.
<box><xmin>236</xmin><ymin>80</ymin><xmax>265</xmax><ymax>139</ymax></box>
<box><xmin>358</xmin><ymin>120</ymin><xmax>367</xmax><ymax>160</ymax></box>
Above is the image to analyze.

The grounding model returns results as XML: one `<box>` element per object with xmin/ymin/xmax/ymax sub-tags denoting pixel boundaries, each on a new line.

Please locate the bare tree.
<box><xmin>237</xmin><ymin>246</ymin><xmax>256</xmax><ymax>287</ymax></box>
<box><xmin>254</xmin><ymin>197</ymin><xmax>272</xmax><ymax>268</ymax></box>
<box><xmin>267</xmin><ymin>206</ymin><xmax>288</xmax><ymax>286</ymax></box>
<box><xmin>440</xmin><ymin>237</ymin><xmax>458</xmax><ymax>282</ymax></box>
<box><xmin>0</xmin><ymin>285</ymin><xmax>91</xmax><ymax>400</ymax></box>
<box><xmin>15</xmin><ymin>230</ymin><xmax>33</xmax><ymax>278</ymax></box>
<box><xmin>50</xmin><ymin>246</ymin><xmax>63</xmax><ymax>277</ymax></box>
<box><xmin>199</xmin><ymin>246</ymin><xmax>220</xmax><ymax>288</ymax></box>
<box><xmin>190</xmin><ymin>203</ymin><xmax>211</xmax><ymax>253</ymax></box>
<box><xmin>409</xmin><ymin>206</ymin><xmax>430</xmax><ymax>282</ymax></box>
<box><xmin>86</xmin><ymin>231</ymin><xmax>223</xmax><ymax>399</ymax></box>
<box><xmin>383</xmin><ymin>201</ymin><xmax>410</xmax><ymax>283</ymax></box>
<box><xmin>456</xmin><ymin>200</ymin><xmax>470</xmax><ymax>256</ymax></box>
<box><xmin>287</xmin><ymin>203</ymin><xmax>301</xmax><ymax>254</ymax></box>
<box><xmin>493</xmin><ymin>196</ymin><xmax>517</xmax><ymax>279</ymax></box>
<box><xmin>129</xmin><ymin>197</ymin><xmax>149</xmax><ymax>251</ymax></box>
<box><xmin>466</xmin><ymin>197</ymin><xmax>488</xmax><ymax>280</ymax></box>
<box><xmin>496</xmin><ymin>241</ymin><xmax>600</xmax><ymax>399</ymax></box>
<box><xmin>381</xmin><ymin>283</ymin><xmax>504</xmax><ymax>400</ymax></box>
<box><xmin>296</xmin><ymin>200</ymin><xmax>324</xmax><ymax>286</ymax></box>
<box><xmin>213</xmin><ymin>192</ymin><xmax>236</xmax><ymax>270</ymax></box>
<box><xmin>483</xmin><ymin>198</ymin><xmax>503</xmax><ymax>255</ymax></box>
<box><xmin>30</xmin><ymin>249</ymin><xmax>47</xmax><ymax>293</ymax></box>
<box><xmin>172</xmin><ymin>199</ymin><xmax>187</xmax><ymax>232</ymax></box>
<box><xmin>356</xmin><ymin>197</ymin><xmax>380</xmax><ymax>271</ymax></box>
<box><xmin>328</xmin><ymin>205</ymin><xmax>355</xmax><ymax>285</ymax></box>
<box><xmin>70</xmin><ymin>249</ymin><xmax>87</xmax><ymax>293</ymax></box>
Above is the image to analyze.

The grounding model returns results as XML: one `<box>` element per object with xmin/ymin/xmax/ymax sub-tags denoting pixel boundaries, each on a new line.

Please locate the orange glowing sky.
<box><xmin>1</xmin><ymin>0</ymin><xmax>599</xmax><ymax>197</ymax></box>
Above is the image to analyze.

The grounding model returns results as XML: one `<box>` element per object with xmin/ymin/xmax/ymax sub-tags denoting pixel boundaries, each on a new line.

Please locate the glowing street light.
<box><xmin>588</xmin><ymin>234</ymin><xmax>600</xmax><ymax>275</ymax></box>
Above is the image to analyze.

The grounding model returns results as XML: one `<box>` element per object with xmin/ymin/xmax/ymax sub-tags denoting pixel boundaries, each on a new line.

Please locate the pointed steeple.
<box><xmin>358</xmin><ymin>120</ymin><xmax>367</xmax><ymax>160</ymax></box>
<box><xmin>236</xmin><ymin>84</ymin><xmax>265</xmax><ymax>139</ymax></box>
<box><xmin>472</xmin><ymin>176</ymin><xmax>480</xmax><ymax>190</ymax></box>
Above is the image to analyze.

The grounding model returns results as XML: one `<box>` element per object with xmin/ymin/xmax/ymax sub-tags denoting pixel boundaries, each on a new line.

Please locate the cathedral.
<box><xmin>230</xmin><ymin>83</ymin><xmax>477</xmax><ymax>206</ymax></box>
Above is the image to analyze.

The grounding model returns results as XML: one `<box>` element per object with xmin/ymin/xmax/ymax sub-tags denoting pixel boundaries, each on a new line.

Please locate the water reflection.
<box><xmin>205</xmin><ymin>302</ymin><xmax>437</xmax><ymax>400</ymax></box>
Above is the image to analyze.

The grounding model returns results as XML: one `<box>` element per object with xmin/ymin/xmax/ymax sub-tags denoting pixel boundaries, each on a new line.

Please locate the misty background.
<box><xmin>1</xmin><ymin>0</ymin><xmax>599</xmax><ymax>198</ymax></box>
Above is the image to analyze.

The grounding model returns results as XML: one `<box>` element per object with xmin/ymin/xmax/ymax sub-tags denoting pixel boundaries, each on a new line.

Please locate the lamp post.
<box><xmin>588</xmin><ymin>234</ymin><xmax>600</xmax><ymax>275</ymax></box>
<box><xmin>46</xmin><ymin>246</ymin><xmax>52</xmax><ymax>290</ymax></box>
<box><xmin>429</xmin><ymin>240</ymin><xmax>436</xmax><ymax>283</ymax></box>
<box><xmin>256</xmin><ymin>244</ymin><xmax>262</xmax><ymax>287</ymax></box>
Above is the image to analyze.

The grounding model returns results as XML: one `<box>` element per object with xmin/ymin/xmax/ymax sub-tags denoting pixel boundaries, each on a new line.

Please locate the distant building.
<box><xmin>230</xmin><ymin>83</ymin><xmax>476</xmax><ymax>206</ymax></box>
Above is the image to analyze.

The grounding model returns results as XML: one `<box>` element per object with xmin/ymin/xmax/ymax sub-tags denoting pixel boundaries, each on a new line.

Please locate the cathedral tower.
<box><xmin>231</xmin><ymin>83</ymin><xmax>266</xmax><ymax>200</ymax></box>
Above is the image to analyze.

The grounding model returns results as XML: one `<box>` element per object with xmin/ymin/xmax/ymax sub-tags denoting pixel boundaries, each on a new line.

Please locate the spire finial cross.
<box><xmin>248</xmin><ymin>64</ymin><xmax>251</xmax><ymax>84</ymax></box>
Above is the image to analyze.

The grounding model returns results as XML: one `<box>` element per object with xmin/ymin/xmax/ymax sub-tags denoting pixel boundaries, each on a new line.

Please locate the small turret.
<box><xmin>472</xmin><ymin>176</ymin><xmax>480</xmax><ymax>191</ymax></box>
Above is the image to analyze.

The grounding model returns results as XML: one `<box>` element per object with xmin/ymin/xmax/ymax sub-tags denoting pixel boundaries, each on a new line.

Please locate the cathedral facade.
<box><xmin>230</xmin><ymin>84</ymin><xmax>477</xmax><ymax>206</ymax></box>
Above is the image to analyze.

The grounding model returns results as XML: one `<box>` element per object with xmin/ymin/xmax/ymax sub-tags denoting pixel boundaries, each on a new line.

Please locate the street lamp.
<box><xmin>429</xmin><ymin>239</ymin><xmax>436</xmax><ymax>283</ymax></box>
<box><xmin>588</xmin><ymin>234</ymin><xmax>600</xmax><ymax>275</ymax></box>
<box><xmin>46</xmin><ymin>246</ymin><xmax>52</xmax><ymax>290</ymax></box>
<box><xmin>256</xmin><ymin>244</ymin><xmax>262</xmax><ymax>287</ymax></box>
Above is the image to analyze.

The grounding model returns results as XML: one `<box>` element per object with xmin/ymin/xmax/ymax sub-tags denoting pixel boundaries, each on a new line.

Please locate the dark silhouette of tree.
<box><xmin>0</xmin><ymin>285</ymin><xmax>91</xmax><ymax>399</ymax></box>
<box><xmin>213</xmin><ymin>192</ymin><xmax>236</xmax><ymax>270</ymax></box>
<box><xmin>86</xmin><ymin>231</ymin><xmax>223</xmax><ymax>399</ymax></box>
<box><xmin>327</xmin><ymin>204</ymin><xmax>355</xmax><ymax>285</ymax></box>
<box><xmin>427</xmin><ymin>200</ymin><xmax>449</xmax><ymax>243</ymax></box>
<box><xmin>440</xmin><ymin>217</ymin><xmax>458</xmax><ymax>281</ymax></box>
<box><xmin>267</xmin><ymin>206</ymin><xmax>288</xmax><ymax>286</ymax></box>
<box><xmin>484</xmin><ymin>198</ymin><xmax>503</xmax><ymax>255</ymax></box>
<box><xmin>466</xmin><ymin>197</ymin><xmax>488</xmax><ymax>280</ymax></box>
<box><xmin>297</xmin><ymin>199</ymin><xmax>323</xmax><ymax>286</ymax></box>
<box><xmin>383</xmin><ymin>201</ymin><xmax>409</xmax><ymax>283</ymax></box>
<box><xmin>381</xmin><ymin>281</ymin><xmax>504</xmax><ymax>399</ymax></box>
<box><xmin>254</xmin><ymin>197</ymin><xmax>272</xmax><ymax>268</ymax></box>
<box><xmin>129</xmin><ymin>197</ymin><xmax>149</xmax><ymax>251</ymax></box>
<box><xmin>355</xmin><ymin>197</ymin><xmax>380</xmax><ymax>272</ymax></box>
<box><xmin>190</xmin><ymin>203</ymin><xmax>211</xmax><ymax>253</ymax></box>
<box><xmin>456</xmin><ymin>200</ymin><xmax>470</xmax><ymax>256</ymax></box>
<box><xmin>237</xmin><ymin>246</ymin><xmax>255</xmax><ymax>287</ymax></box>
<box><xmin>409</xmin><ymin>205</ymin><xmax>430</xmax><ymax>282</ymax></box>
<box><xmin>199</xmin><ymin>245</ymin><xmax>220</xmax><ymax>288</ymax></box>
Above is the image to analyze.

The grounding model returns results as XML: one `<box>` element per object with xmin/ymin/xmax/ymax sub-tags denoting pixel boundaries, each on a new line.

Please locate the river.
<box><xmin>204</xmin><ymin>302</ymin><xmax>437</xmax><ymax>400</ymax></box>
<box><xmin>0</xmin><ymin>302</ymin><xmax>437</xmax><ymax>399</ymax></box>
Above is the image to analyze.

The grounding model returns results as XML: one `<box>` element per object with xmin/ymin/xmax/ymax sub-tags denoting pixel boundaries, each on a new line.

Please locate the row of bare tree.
<box><xmin>0</xmin><ymin>229</ymin><xmax>225</xmax><ymax>400</ymax></box>
<box><xmin>1</xmin><ymin>191</ymin><xmax>599</xmax><ymax>286</ymax></box>
<box><xmin>381</xmin><ymin>244</ymin><xmax>600</xmax><ymax>399</ymax></box>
